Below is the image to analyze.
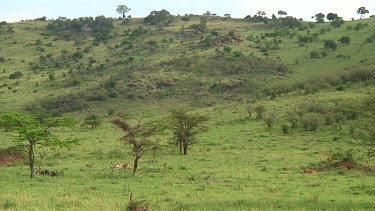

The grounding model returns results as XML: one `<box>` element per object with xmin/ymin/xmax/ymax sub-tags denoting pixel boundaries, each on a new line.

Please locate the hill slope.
<box><xmin>0</xmin><ymin>15</ymin><xmax>375</xmax><ymax>210</ymax></box>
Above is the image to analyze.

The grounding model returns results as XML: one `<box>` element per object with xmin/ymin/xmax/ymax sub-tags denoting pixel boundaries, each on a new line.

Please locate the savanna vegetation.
<box><xmin>0</xmin><ymin>5</ymin><xmax>374</xmax><ymax>210</ymax></box>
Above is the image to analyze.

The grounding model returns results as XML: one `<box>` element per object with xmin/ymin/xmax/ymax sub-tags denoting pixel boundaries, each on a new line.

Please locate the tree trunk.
<box><xmin>28</xmin><ymin>141</ymin><xmax>35</xmax><ymax>178</ymax></box>
<box><xmin>179</xmin><ymin>140</ymin><xmax>182</xmax><ymax>154</ymax></box>
<box><xmin>133</xmin><ymin>155</ymin><xmax>140</xmax><ymax>176</ymax></box>
<box><xmin>183</xmin><ymin>140</ymin><xmax>188</xmax><ymax>155</ymax></box>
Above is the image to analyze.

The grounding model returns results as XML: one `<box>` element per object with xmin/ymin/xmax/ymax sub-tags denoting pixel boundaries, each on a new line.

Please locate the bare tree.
<box><xmin>112</xmin><ymin>118</ymin><xmax>160</xmax><ymax>176</ymax></box>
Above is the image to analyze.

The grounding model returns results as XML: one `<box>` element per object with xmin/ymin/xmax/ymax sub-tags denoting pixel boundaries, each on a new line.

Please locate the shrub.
<box><xmin>331</xmin><ymin>17</ymin><xmax>344</xmax><ymax>28</ymax></box>
<box><xmin>181</xmin><ymin>16</ymin><xmax>190</xmax><ymax>22</ymax></box>
<box><xmin>324</xmin><ymin>40</ymin><xmax>337</xmax><ymax>51</ymax></box>
<box><xmin>301</xmin><ymin>113</ymin><xmax>323</xmax><ymax>131</ymax></box>
<box><xmin>9</xmin><ymin>71</ymin><xmax>23</xmax><ymax>79</ymax></box>
<box><xmin>232</xmin><ymin>50</ymin><xmax>243</xmax><ymax>57</ymax></box>
<box><xmin>281</xmin><ymin>124</ymin><xmax>289</xmax><ymax>135</ymax></box>
<box><xmin>310</xmin><ymin>51</ymin><xmax>320</xmax><ymax>58</ymax></box>
<box><xmin>223</xmin><ymin>46</ymin><xmax>232</xmax><ymax>53</ymax></box>
<box><xmin>338</xmin><ymin>36</ymin><xmax>351</xmax><ymax>45</ymax></box>
<box><xmin>0</xmin><ymin>56</ymin><xmax>5</xmax><ymax>62</ymax></box>
<box><xmin>264</xmin><ymin>113</ymin><xmax>276</xmax><ymax>129</ymax></box>
<box><xmin>72</xmin><ymin>51</ymin><xmax>84</xmax><ymax>60</ymax></box>
<box><xmin>85</xmin><ymin>91</ymin><xmax>108</xmax><ymax>101</ymax></box>
<box><xmin>366</xmin><ymin>34</ymin><xmax>375</xmax><ymax>43</ymax></box>
<box><xmin>286</xmin><ymin>111</ymin><xmax>299</xmax><ymax>128</ymax></box>
<box><xmin>298</xmin><ymin>35</ymin><xmax>313</xmax><ymax>43</ymax></box>
<box><xmin>354</xmin><ymin>23</ymin><xmax>363</xmax><ymax>32</ymax></box>
<box><xmin>255</xmin><ymin>105</ymin><xmax>266</xmax><ymax>119</ymax></box>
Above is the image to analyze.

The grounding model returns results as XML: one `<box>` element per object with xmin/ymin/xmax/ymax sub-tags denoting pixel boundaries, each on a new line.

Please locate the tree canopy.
<box><xmin>116</xmin><ymin>5</ymin><xmax>131</xmax><ymax>19</ymax></box>
<box><xmin>326</xmin><ymin>13</ymin><xmax>338</xmax><ymax>22</ymax></box>
<box><xmin>314</xmin><ymin>13</ymin><xmax>325</xmax><ymax>23</ymax></box>
<box><xmin>144</xmin><ymin>10</ymin><xmax>174</xmax><ymax>26</ymax></box>
<box><xmin>278</xmin><ymin>10</ymin><xmax>287</xmax><ymax>17</ymax></box>
<box><xmin>357</xmin><ymin>7</ymin><xmax>369</xmax><ymax>19</ymax></box>
<box><xmin>0</xmin><ymin>113</ymin><xmax>78</xmax><ymax>178</ymax></box>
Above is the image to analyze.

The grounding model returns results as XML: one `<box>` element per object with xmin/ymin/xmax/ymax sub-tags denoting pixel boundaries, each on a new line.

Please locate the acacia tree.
<box><xmin>278</xmin><ymin>10</ymin><xmax>287</xmax><ymax>17</ymax></box>
<box><xmin>257</xmin><ymin>11</ymin><xmax>266</xmax><ymax>17</ymax></box>
<box><xmin>0</xmin><ymin>113</ymin><xmax>78</xmax><ymax>178</ymax></box>
<box><xmin>169</xmin><ymin>110</ymin><xmax>208</xmax><ymax>155</ymax></box>
<box><xmin>357</xmin><ymin>7</ymin><xmax>369</xmax><ymax>19</ymax></box>
<box><xmin>314</xmin><ymin>13</ymin><xmax>325</xmax><ymax>23</ymax></box>
<box><xmin>116</xmin><ymin>5</ymin><xmax>131</xmax><ymax>19</ymax></box>
<box><xmin>326</xmin><ymin>13</ymin><xmax>338</xmax><ymax>22</ymax></box>
<box><xmin>112</xmin><ymin>118</ymin><xmax>160</xmax><ymax>175</ymax></box>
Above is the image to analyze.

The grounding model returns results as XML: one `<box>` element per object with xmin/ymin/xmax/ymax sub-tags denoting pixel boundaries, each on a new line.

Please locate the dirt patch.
<box><xmin>0</xmin><ymin>151</ymin><xmax>25</xmax><ymax>166</ymax></box>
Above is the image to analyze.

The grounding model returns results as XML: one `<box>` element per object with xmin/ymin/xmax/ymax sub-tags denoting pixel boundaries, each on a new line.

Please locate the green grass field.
<box><xmin>0</xmin><ymin>15</ymin><xmax>375</xmax><ymax>210</ymax></box>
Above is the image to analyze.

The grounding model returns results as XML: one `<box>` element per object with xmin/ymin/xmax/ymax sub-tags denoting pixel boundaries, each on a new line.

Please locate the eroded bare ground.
<box><xmin>0</xmin><ymin>151</ymin><xmax>25</xmax><ymax>166</ymax></box>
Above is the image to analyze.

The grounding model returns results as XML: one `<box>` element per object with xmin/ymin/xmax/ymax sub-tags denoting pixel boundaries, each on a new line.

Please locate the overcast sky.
<box><xmin>0</xmin><ymin>0</ymin><xmax>374</xmax><ymax>22</ymax></box>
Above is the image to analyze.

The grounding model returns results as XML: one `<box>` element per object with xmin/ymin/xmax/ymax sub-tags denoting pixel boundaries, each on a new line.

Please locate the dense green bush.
<box><xmin>301</xmin><ymin>113</ymin><xmax>323</xmax><ymax>131</ymax></box>
<box><xmin>366</xmin><ymin>34</ymin><xmax>375</xmax><ymax>43</ymax></box>
<box><xmin>9</xmin><ymin>71</ymin><xmax>23</xmax><ymax>79</ymax></box>
<box><xmin>324</xmin><ymin>40</ymin><xmax>337</xmax><ymax>51</ymax></box>
<box><xmin>255</xmin><ymin>105</ymin><xmax>266</xmax><ymax>119</ymax></box>
<box><xmin>47</xmin><ymin>16</ymin><xmax>114</xmax><ymax>41</ymax></box>
<box><xmin>338</xmin><ymin>36</ymin><xmax>351</xmax><ymax>45</ymax></box>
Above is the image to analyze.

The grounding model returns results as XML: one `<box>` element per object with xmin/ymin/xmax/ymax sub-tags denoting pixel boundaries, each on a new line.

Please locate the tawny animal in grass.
<box><xmin>304</xmin><ymin>169</ymin><xmax>318</xmax><ymax>174</ymax></box>
<box><xmin>113</xmin><ymin>163</ymin><xmax>132</xmax><ymax>170</ymax></box>
<box><xmin>327</xmin><ymin>156</ymin><xmax>337</xmax><ymax>162</ymax></box>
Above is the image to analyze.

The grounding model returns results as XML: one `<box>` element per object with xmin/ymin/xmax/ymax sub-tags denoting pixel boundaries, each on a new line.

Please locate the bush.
<box><xmin>255</xmin><ymin>105</ymin><xmax>266</xmax><ymax>119</ymax></box>
<box><xmin>354</xmin><ymin>23</ymin><xmax>363</xmax><ymax>32</ymax></box>
<box><xmin>298</xmin><ymin>35</ymin><xmax>313</xmax><ymax>43</ymax></box>
<box><xmin>324</xmin><ymin>40</ymin><xmax>337</xmax><ymax>51</ymax></box>
<box><xmin>223</xmin><ymin>46</ymin><xmax>232</xmax><ymax>53</ymax></box>
<box><xmin>366</xmin><ymin>34</ymin><xmax>375</xmax><ymax>43</ymax></box>
<box><xmin>72</xmin><ymin>51</ymin><xmax>84</xmax><ymax>60</ymax></box>
<box><xmin>0</xmin><ymin>56</ymin><xmax>5</xmax><ymax>62</ymax></box>
<box><xmin>301</xmin><ymin>113</ymin><xmax>323</xmax><ymax>131</ymax></box>
<box><xmin>181</xmin><ymin>16</ymin><xmax>190</xmax><ymax>22</ymax></box>
<box><xmin>338</xmin><ymin>36</ymin><xmax>351</xmax><ymax>45</ymax></box>
<box><xmin>310</xmin><ymin>51</ymin><xmax>320</xmax><ymax>58</ymax></box>
<box><xmin>264</xmin><ymin>113</ymin><xmax>276</xmax><ymax>129</ymax></box>
<box><xmin>281</xmin><ymin>124</ymin><xmax>289</xmax><ymax>135</ymax></box>
<box><xmin>9</xmin><ymin>71</ymin><xmax>23</xmax><ymax>79</ymax></box>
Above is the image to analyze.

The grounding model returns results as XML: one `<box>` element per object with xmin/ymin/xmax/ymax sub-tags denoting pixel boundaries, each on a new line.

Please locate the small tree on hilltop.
<box><xmin>326</xmin><ymin>13</ymin><xmax>338</xmax><ymax>22</ymax></box>
<box><xmin>169</xmin><ymin>110</ymin><xmax>208</xmax><ymax>155</ymax></box>
<box><xmin>0</xmin><ymin>113</ymin><xmax>78</xmax><ymax>178</ymax></box>
<box><xmin>144</xmin><ymin>9</ymin><xmax>174</xmax><ymax>27</ymax></box>
<box><xmin>315</xmin><ymin>13</ymin><xmax>325</xmax><ymax>23</ymax></box>
<box><xmin>278</xmin><ymin>10</ymin><xmax>287</xmax><ymax>18</ymax></box>
<box><xmin>116</xmin><ymin>5</ymin><xmax>131</xmax><ymax>19</ymax></box>
<box><xmin>331</xmin><ymin>17</ymin><xmax>344</xmax><ymax>28</ymax></box>
<box><xmin>357</xmin><ymin>7</ymin><xmax>369</xmax><ymax>19</ymax></box>
<box><xmin>112</xmin><ymin>118</ymin><xmax>161</xmax><ymax>175</ymax></box>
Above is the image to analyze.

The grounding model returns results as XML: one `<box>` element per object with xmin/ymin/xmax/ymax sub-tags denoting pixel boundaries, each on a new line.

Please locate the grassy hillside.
<box><xmin>0</xmin><ymin>15</ymin><xmax>375</xmax><ymax>210</ymax></box>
